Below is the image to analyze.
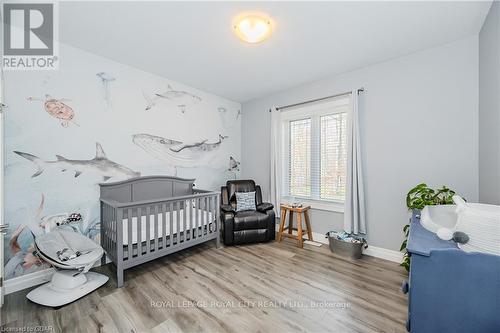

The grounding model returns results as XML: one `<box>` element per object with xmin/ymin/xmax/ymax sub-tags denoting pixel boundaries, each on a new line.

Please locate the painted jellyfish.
<box><xmin>96</xmin><ymin>72</ymin><xmax>116</xmax><ymax>108</ymax></box>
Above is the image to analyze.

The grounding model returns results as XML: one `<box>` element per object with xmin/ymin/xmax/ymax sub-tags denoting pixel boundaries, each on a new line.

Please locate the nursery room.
<box><xmin>0</xmin><ymin>1</ymin><xmax>499</xmax><ymax>332</ymax></box>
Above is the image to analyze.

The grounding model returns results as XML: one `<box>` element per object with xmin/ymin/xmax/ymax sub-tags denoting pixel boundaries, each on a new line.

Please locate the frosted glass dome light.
<box><xmin>233</xmin><ymin>14</ymin><xmax>273</xmax><ymax>44</ymax></box>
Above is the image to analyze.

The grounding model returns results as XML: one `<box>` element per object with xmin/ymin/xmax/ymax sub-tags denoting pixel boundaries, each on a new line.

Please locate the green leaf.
<box><xmin>400</xmin><ymin>260</ymin><xmax>410</xmax><ymax>272</ymax></box>
<box><xmin>399</xmin><ymin>240</ymin><xmax>407</xmax><ymax>252</ymax></box>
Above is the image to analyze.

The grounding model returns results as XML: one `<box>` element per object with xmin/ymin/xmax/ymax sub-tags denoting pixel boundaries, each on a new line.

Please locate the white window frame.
<box><xmin>280</xmin><ymin>96</ymin><xmax>350</xmax><ymax>213</ymax></box>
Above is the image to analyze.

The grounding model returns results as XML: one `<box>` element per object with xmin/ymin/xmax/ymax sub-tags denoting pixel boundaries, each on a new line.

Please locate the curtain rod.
<box><xmin>269</xmin><ymin>88</ymin><xmax>364</xmax><ymax>112</ymax></box>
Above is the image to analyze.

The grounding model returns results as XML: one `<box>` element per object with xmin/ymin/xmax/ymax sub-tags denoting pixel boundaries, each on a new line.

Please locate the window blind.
<box><xmin>289</xmin><ymin>118</ymin><xmax>311</xmax><ymax>197</ymax></box>
<box><xmin>320</xmin><ymin>113</ymin><xmax>347</xmax><ymax>201</ymax></box>
<box><xmin>282</xmin><ymin>95</ymin><xmax>350</xmax><ymax>203</ymax></box>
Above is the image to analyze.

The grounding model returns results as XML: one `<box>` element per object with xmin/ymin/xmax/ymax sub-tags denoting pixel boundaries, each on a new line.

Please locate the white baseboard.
<box><xmin>275</xmin><ymin>224</ymin><xmax>403</xmax><ymax>263</ymax></box>
<box><xmin>4</xmin><ymin>268</ymin><xmax>55</xmax><ymax>295</ymax></box>
<box><xmin>362</xmin><ymin>245</ymin><xmax>404</xmax><ymax>263</ymax></box>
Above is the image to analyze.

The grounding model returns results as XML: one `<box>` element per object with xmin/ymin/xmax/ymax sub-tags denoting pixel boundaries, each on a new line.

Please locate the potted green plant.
<box><xmin>400</xmin><ymin>183</ymin><xmax>456</xmax><ymax>271</ymax></box>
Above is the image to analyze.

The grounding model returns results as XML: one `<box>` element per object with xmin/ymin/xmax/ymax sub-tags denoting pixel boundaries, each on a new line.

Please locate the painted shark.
<box><xmin>154</xmin><ymin>84</ymin><xmax>202</xmax><ymax>113</ymax></box>
<box><xmin>14</xmin><ymin>143</ymin><xmax>140</xmax><ymax>181</ymax></box>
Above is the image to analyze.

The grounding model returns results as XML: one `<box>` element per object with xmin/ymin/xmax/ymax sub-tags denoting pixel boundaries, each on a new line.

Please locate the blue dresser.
<box><xmin>405</xmin><ymin>213</ymin><xmax>500</xmax><ymax>332</ymax></box>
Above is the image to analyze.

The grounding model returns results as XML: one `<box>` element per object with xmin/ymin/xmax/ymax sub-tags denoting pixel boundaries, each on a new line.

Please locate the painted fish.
<box><xmin>27</xmin><ymin>95</ymin><xmax>78</xmax><ymax>127</ymax></box>
<box><xmin>154</xmin><ymin>84</ymin><xmax>202</xmax><ymax>113</ymax></box>
<box><xmin>14</xmin><ymin>142</ymin><xmax>140</xmax><ymax>181</ymax></box>
<box><xmin>132</xmin><ymin>133</ymin><xmax>227</xmax><ymax>168</ymax></box>
<box><xmin>228</xmin><ymin>156</ymin><xmax>240</xmax><ymax>172</ymax></box>
<box><xmin>143</xmin><ymin>91</ymin><xmax>158</xmax><ymax>111</ymax></box>
<box><xmin>218</xmin><ymin>106</ymin><xmax>241</xmax><ymax>129</ymax></box>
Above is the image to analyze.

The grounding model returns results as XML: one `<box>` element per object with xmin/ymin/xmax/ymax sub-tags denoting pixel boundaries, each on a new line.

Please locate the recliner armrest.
<box><xmin>257</xmin><ymin>202</ymin><xmax>274</xmax><ymax>212</ymax></box>
<box><xmin>221</xmin><ymin>204</ymin><xmax>235</xmax><ymax>214</ymax></box>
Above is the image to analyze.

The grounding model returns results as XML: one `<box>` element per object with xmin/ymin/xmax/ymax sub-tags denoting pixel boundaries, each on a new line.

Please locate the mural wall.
<box><xmin>3</xmin><ymin>43</ymin><xmax>241</xmax><ymax>279</ymax></box>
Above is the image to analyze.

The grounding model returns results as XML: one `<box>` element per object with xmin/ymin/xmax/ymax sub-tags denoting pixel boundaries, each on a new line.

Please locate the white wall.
<box><xmin>479</xmin><ymin>2</ymin><xmax>500</xmax><ymax>205</ymax></box>
<box><xmin>241</xmin><ymin>37</ymin><xmax>479</xmax><ymax>251</ymax></box>
<box><xmin>3</xmin><ymin>43</ymin><xmax>241</xmax><ymax>280</ymax></box>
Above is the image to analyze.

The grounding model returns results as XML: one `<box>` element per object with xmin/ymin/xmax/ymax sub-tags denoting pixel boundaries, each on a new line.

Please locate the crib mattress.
<box><xmin>121</xmin><ymin>209</ymin><xmax>213</xmax><ymax>245</ymax></box>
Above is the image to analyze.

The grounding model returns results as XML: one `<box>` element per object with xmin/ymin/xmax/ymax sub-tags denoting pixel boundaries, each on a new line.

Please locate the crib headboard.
<box><xmin>99</xmin><ymin>176</ymin><xmax>195</xmax><ymax>203</ymax></box>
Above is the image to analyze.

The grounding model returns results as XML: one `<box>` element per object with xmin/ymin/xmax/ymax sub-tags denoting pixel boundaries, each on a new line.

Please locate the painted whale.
<box><xmin>132</xmin><ymin>133</ymin><xmax>227</xmax><ymax>168</ymax></box>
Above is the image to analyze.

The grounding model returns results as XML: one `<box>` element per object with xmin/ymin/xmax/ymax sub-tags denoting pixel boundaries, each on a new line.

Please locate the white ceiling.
<box><xmin>60</xmin><ymin>1</ymin><xmax>491</xmax><ymax>103</ymax></box>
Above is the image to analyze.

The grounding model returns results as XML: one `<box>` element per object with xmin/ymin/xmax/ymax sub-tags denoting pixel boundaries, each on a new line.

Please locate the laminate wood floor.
<box><xmin>1</xmin><ymin>238</ymin><xmax>408</xmax><ymax>333</ymax></box>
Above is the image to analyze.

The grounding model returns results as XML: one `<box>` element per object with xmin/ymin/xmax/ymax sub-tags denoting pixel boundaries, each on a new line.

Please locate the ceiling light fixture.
<box><xmin>233</xmin><ymin>14</ymin><xmax>273</xmax><ymax>44</ymax></box>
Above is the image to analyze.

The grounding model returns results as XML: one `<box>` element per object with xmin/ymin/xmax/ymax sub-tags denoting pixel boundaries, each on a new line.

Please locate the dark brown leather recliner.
<box><xmin>220</xmin><ymin>180</ymin><xmax>276</xmax><ymax>245</ymax></box>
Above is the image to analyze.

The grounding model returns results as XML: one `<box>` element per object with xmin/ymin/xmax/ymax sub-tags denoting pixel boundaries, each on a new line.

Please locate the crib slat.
<box><xmin>108</xmin><ymin>205</ymin><xmax>111</xmax><ymax>257</ymax></box>
<box><xmin>200</xmin><ymin>197</ymin><xmax>204</xmax><ymax>237</ymax></box>
<box><xmin>215</xmin><ymin>194</ymin><xmax>220</xmax><ymax>234</ymax></box>
<box><xmin>103</xmin><ymin>205</ymin><xmax>107</xmax><ymax>256</ymax></box>
<box><xmin>209</xmin><ymin>196</ymin><xmax>213</xmax><ymax>234</ymax></box>
<box><xmin>103</xmin><ymin>205</ymin><xmax>107</xmax><ymax>255</ymax></box>
<box><xmin>189</xmin><ymin>199</ymin><xmax>196</xmax><ymax>239</ymax></box>
<box><xmin>193</xmin><ymin>198</ymin><xmax>197</xmax><ymax>239</ymax></box>
<box><xmin>204</xmin><ymin>197</ymin><xmax>208</xmax><ymax>235</ymax></box>
<box><xmin>128</xmin><ymin>208</ymin><xmax>133</xmax><ymax>259</ymax></box>
<box><xmin>182</xmin><ymin>200</ymin><xmax>187</xmax><ymax>242</ymax></box>
<box><xmin>208</xmin><ymin>196</ymin><xmax>215</xmax><ymax>233</ymax></box>
<box><xmin>206</xmin><ymin>197</ymin><xmax>212</xmax><ymax>234</ymax></box>
<box><xmin>209</xmin><ymin>196</ymin><xmax>214</xmax><ymax>234</ymax></box>
<box><xmin>178</xmin><ymin>200</ymin><xmax>183</xmax><ymax>243</ymax></box>
<box><xmin>168</xmin><ymin>202</ymin><xmax>173</xmax><ymax>247</ymax></box>
<box><xmin>161</xmin><ymin>203</ymin><xmax>166</xmax><ymax>250</ymax></box>
<box><xmin>196</xmin><ymin>198</ymin><xmax>203</xmax><ymax>237</ymax></box>
<box><xmin>108</xmin><ymin>204</ymin><xmax>111</xmax><ymax>248</ymax></box>
<box><xmin>184</xmin><ymin>200</ymin><xmax>189</xmax><ymax>241</ymax></box>
<box><xmin>108</xmin><ymin>205</ymin><xmax>111</xmax><ymax>242</ymax></box>
<box><xmin>197</xmin><ymin>198</ymin><xmax>201</xmax><ymax>237</ymax></box>
<box><xmin>110</xmin><ymin>206</ymin><xmax>113</xmax><ymax>251</ymax></box>
<box><xmin>137</xmin><ymin>207</ymin><xmax>142</xmax><ymax>257</ymax></box>
<box><xmin>113</xmin><ymin>206</ymin><xmax>116</xmax><ymax>257</ymax></box>
<box><xmin>176</xmin><ymin>201</ymin><xmax>181</xmax><ymax>245</ymax></box>
<box><xmin>154</xmin><ymin>204</ymin><xmax>159</xmax><ymax>252</ymax></box>
<box><xmin>114</xmin><ymin>207</ymin><xmax>117</xmax><ymax>254</ymax></box>
<box><xmin>189</xmin><ymin>199</ymin><xmax>193</xmax><ymax>241</ymax></box>
<box><xmin>146</xmin><ymin>206</ymin><xmax>151</xmax><ymax>254</ymax></box>
<box><xmin>105</xmin><ymin>204</ymin><xmax>109</xmax><ymax>253</ymax></box>
<box><xmin>214</xmin><ymin>195</ymin><xmax>217</xmax><ymax>231</ymax></box>
<box><xmin>213</xmin><ymin>195</ymin><xmax>217</xmax><ymax>232</ymax></box>
<box><xmin>114</xmin><ymin>206</ymin><xmax>116</xmax><ymax>253</ymax></box>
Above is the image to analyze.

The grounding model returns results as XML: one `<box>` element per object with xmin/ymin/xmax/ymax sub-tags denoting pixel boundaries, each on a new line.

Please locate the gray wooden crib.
<box><xmin>99</xmin><ymin>176</ymin><xmax>220</xmax><ymax>287</ymax></box>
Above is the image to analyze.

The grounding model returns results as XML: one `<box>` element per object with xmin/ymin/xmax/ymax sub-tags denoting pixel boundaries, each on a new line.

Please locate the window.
<box><xmin>282</xmin><ymin>95</ymin><xmax>350</xmax><ymax>210</ymax></box>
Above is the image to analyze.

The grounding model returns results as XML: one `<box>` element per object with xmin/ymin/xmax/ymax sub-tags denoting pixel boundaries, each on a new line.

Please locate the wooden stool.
<box><xmin>278</xmin><ymin>205</ymin><xmax>313</xmax><ymax>248</ymax></box>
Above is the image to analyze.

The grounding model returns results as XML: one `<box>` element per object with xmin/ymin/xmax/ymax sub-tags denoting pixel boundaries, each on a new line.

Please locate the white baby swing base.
<box><xmin>26</xmin><ymin>228</ymin><xmax>109</xmax><ymax>307</ymax></box>
<box><xmin>27</xmin><ymin>270</ymin><xmax>108</xmax><ymax>307</ymax></box>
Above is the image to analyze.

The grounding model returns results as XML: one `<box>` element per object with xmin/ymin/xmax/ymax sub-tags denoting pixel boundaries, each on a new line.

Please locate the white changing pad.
<box><xmin>453</xmin><ymin>196</ymin><xmax>500</xmax><ymax>256</ymax></box>
<box><xmin>122</xmin><ymin>209</ymin><xmax>213</xmax><ymax>245</ymax></box>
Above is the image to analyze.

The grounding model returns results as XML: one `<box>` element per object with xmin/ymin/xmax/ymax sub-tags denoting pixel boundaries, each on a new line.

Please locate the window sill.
<box><xmin>281</xmin><ymin>197</ymin><xmax>344</xmax><ymax>213</ymax></box>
